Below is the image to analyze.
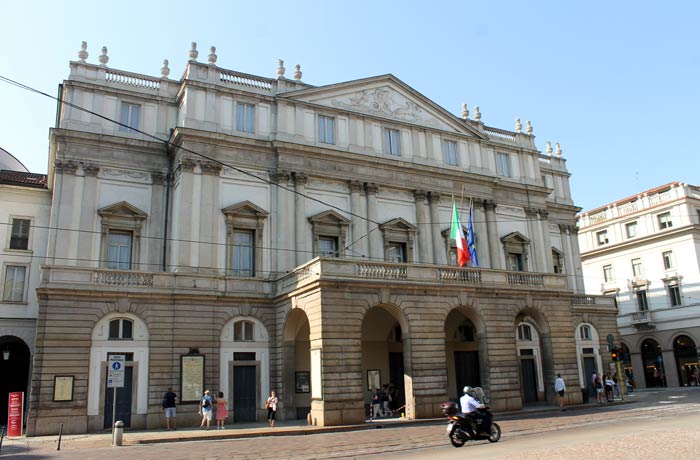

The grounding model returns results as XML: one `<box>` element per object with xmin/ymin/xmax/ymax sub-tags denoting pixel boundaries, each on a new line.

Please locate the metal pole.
<box><xmin>111</xmin><ymin>387</ymin><xmax>117</xmax><ymax>443</ymax></box>
<box><xmin>57</xmin><ymin>423</ymin><xmax>63</xmax><ymax>450</ymax></box>
<box><xmin>617</xmin><ymin>360</ymin><xmax>625</xmax><ymax>401</ymax></box>
<box><xmin>0</xmin><ymin>425</ymin><xmax>6</xmax><ymax>453</ymax></box>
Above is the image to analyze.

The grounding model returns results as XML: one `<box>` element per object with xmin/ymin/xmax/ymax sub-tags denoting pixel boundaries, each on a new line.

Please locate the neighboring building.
<box><xmin>0</xmin><ymin>151</ymin><xmax>51</xmax><ymax>424</ymax></box>
<box><xmin>26</xmin><ymin>42</ymin><xmax>617</xmax><ymax>436</ymax></box>
<box><xmin>578</xmin><ymin>182</ymin><xmax>700</xmax><ymax>389</ymax></box>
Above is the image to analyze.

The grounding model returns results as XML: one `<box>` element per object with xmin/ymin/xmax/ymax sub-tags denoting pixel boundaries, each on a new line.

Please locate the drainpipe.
<box><xmin>162</xmin><ymin>129</ymin><xmax>174</xmax><ymax>272</ymax></box>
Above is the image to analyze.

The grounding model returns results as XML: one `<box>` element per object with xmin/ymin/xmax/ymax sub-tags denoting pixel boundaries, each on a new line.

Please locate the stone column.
<box><xmin>429</xmin><ymin>192</ymin><xmax>446</xmax><ymax>265</ymax></box>
<box><xmin>189</xmin><ymin>161</ymin><xmax>203</xmax><ymax>270</ymax></box>
<box><xmin>348</xmin><ymin>180</ymin><xmax>368</xmax><ymax>259</ymax></box>
<box><xmin>199</xmin><ymin>162</ymin><xmax>222</xmax><ymax>274</ymax></box>
<box><xmin>483</xmin><ymin>200</ymin><xmax>501</xmax><ymax>269</ymax></box>
<box><xmin>270</xmin><ymin>172</ymin><xmax>289</xmax><ymax>274</ymax></box>
<box><xmin>148</xmin><ymin>171</ymin><xmax>166</xmax><ymax>271</ymax></box>
<box><xmin>540</xmin><ymin>210</ymin><xmax>553</xmax><ymax>273</ymax></box>
<box><xmin>366</xmin><ymin>183</ymin><xmax>382</xmax><ymax>261</ymax></box>
<box><xmin>77</xmin><ymin>163</ymin><xmax>99</xmax><ymax>267</ymax></box>
<box><xmin>661</xmin><ymin>350</ymin><xmax>678</xmax><ymax>387</ymax></box>
<box><xmin>413</xmin><ymin>190</ymin><xmax>432</xmax><ymax>264</ymax></box>
<box><xmin>54</xmin><ymin>160</ymin><xmax>79</xmax><ymax>266</ymax></box>
<box><xmin>173</xmin><ymin>158</ymin><xmax>196</xmax><ymax>271</ymax></box>
<box><xmin>524</xmin><ymin>208</ymin><xmax>540</xmax><ymax>272</ymax></box>
<box><xmin>560</xmin><ymin>224</ymin><xmax>578</xmax><ymax>292</ymax></box>
<box><xmin>569</xmin><ymin>226</ymin><xmax>585</xmax><ymax>293</ymax></box>
<box><xmin>294</xmin><ymin>172</ymin><xmax>308</xmax><ymax>266</ymax></box>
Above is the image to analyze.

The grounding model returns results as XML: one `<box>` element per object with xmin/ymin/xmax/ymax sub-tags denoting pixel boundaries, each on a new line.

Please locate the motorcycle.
<box><xmin>441</xmin><ymin>389</ymin><xmax>501</xmax><ymax>447</ymax></box>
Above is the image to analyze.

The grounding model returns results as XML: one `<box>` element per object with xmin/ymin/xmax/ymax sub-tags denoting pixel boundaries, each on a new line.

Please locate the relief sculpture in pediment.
<box><xmin>330</xmin><ymin>87</ymin><xmax>441</xmax><ymax>128</ymax></box>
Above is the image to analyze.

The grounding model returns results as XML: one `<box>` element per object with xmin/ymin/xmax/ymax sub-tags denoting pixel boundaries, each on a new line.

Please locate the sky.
<box><xmin>1</xmin><ymin>0</ymin><xmax>698</xmax><ymax>212</ymax></box>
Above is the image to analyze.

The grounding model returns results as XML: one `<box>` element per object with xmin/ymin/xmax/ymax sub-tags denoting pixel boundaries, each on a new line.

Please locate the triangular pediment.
<box><xmin>380</xmin><ymin>217</ymin><xmax>418</xmax><ymax>232</ymax></box>
<box><xmin>501</xmin><ymin>231</ymin><xmax>530</xmax><ymax>244</ymax></box>
<box><xmin>222</xmin><ymin>200</ymin><xmax>269</xmax><ymax>217</ymax></box>
<box><xmin>280</xmin><ymin>75</ymin><xmax>486</xmax><ymax>139</ymax></box>
<box><xmin>308</xmin><ymin>210</ymin><xmax>351</xmax><ymax>225</ymax></box>
<box><xmin>98</xmin><ymin>201</ymin><xmax>147</xmax><ymax>220</ymax></box>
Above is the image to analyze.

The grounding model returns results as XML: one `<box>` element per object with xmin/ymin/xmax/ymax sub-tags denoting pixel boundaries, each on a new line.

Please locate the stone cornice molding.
<box><xmin>482</xmin><ymin>199</ymin><xmax>497</xmax><ymax>211</ymax></box>
<box><xmin>428</xmin><ymin>191</ymin><xmax>441</xmax><ymax>204</ymax></box>
<box><xmin>413</xmin><ymin>189</ymin><xmax>428</xmax><ymax>202</ymax></box>
<box><xmin>201</xmin><ymin>161</ymin><xmax>223</xmax><ymax>176</ymax></box>
<box><xmin>54</xmin><ymin>159</ymin><xmax>78</xmax><ymax>175</ymax></box>
<box><xmin>348</xmin><ymin>180</ymin><xmax>364</xmax><ymax>193</ymax></box>
<box><xmin>293</xmin><ymin>172</ymin><xmax>308</xmax><ymax>186</ymax></box>
<box><xmin>270</xmin><ymin>170</ymin><xmax>290</xmax><ymax>183</ymax></box>
<box><xmin>179</xmin><ymin>158</ymin><xmax>197</xmax><ymax>172</ymax></box>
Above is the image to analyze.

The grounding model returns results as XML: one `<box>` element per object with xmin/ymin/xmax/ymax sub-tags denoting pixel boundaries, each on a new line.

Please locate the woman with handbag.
<box><xmin>265</xmin><ymin>390</ymin><xmax>278</xmax><ymax>427</ymax></box>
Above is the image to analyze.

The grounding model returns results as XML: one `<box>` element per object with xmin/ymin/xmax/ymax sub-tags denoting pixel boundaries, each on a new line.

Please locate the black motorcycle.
<box><xmin>441</xmin><ymin>401</ymin><xmax>501</xmax><ymax>447</ymax></box>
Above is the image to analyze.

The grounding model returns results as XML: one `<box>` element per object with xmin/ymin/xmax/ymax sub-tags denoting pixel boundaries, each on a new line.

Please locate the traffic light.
<box><xmin>610</xmin><ymin>347</ymin><xmax>619</xmax><ymax>362</ymax></box>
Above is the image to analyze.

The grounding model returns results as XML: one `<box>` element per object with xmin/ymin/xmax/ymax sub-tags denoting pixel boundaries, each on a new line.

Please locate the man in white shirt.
<box><xmin>554</xmin><ymin>374</ymin><xmax>566</xmax><ymax>411</ymax></box>
<box><xmin>460</xmin><ymin>386</ymin><xmax>489</xmax><ymax>435</ymax></box>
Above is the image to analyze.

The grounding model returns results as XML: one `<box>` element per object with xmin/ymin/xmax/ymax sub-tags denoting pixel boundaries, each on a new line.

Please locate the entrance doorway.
<box><xmin>0</xmin><ymin>337</ymin><xmax>30</xmax><ymax>424</ymax></box>
<box><xmin>233</xmin><ymin>365</ymin><xmax>257</xmax><ymax>422</ymax></box>
<box><xmin>673</xmin><ymin>335</ymin><xmax>698</xmax><ymax>387</ymax></box>
<box><xmin>520</xmin><ymin>355</ymin><xmax>538</xmax><ymax>403</ymax></box>
<box><xmin>642</xmin><ymin>338</ymin><xmax>666</xmax><ymax>388</ymax></box>
<box><xmin>454</xmin><ymin>351</ymin><xmax>481</xmax><ymax>396</ymax></box>
<box><xmin>583</xmin><ymin>356</ymin><xmax>597</xmax><ymax>398</ymax></box>
<box><xmin>103</xmin><ymin>364</ymin><xmax>133</xmax><ymax>429</ymax></box>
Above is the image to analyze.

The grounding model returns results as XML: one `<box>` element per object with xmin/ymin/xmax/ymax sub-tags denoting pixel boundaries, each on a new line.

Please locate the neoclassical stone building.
<box><xmin>27</xmin><ymin>42</ymin><xmax>617</xmax><ymax>435</ymax></box>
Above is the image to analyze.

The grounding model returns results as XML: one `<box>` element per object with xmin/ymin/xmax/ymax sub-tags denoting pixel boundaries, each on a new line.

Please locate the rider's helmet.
<box><xmin>462</xmin><ymin>386</ymin><xmax>474</xmax><ymax>395</ymax></box>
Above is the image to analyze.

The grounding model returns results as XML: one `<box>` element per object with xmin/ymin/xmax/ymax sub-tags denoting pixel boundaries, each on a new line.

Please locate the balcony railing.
<box><xmin>632</xmin><ymin>310</ymin><xmax>653</xmax><ymax>323</ymax></box>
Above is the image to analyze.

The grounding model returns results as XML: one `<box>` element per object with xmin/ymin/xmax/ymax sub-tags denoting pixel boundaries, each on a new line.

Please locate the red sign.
<box><xmin>7</xmin><ymin>392</ymin><xmax>24</xmax><ymax>437</ymax></box>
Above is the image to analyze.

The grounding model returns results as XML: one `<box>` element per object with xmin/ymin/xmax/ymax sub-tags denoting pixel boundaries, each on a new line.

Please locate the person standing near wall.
<box><xmin>162</xmin><ymin>387</ymin><xmax>177</xmax><ymax>430</ymax></box>
<box><xmin>265</xmin><ymin>390</ymin><xmax>278</xmax><ymax>427</ymax></box>
<box><xmin>554</xmin><ymin>374</ymin><xmax>566</xmax><ymax>411</ymax></box>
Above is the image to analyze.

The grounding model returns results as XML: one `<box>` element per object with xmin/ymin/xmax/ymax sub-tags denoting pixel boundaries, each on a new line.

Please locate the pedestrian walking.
<box><xmin>216</xmin><ymin>391</ymin><xmax>228</xmax><ymax>430</ymax></box>
<box><xmin>265</xmin><ymin>390</ymin><xmax>278</xmax><ymax>427</ymax></box>
<box><xmin>199</xmin><ymin>389</ymin><xmax>214</xmax><ymax>430</ymax></box>
<box><xmin>371</xmin><ymin>388</ymin><xmax>382</xmax><ymax>419</ymax></box>
<box><xmin>554</xmin><ymin>374</ymin><xmax>567</xmax><ymax>411</ymax></box>
<box><xmin>162</xmin><ymin>386</ymin><xmax>177</xmax><ymax>430</ymax></box>
<box><xmin>604</xmin><ymin>374</ymin><xmax>614</xmax><ymax>402</ymax></box>
<box><xmin>592</xmin><ymin>371</ymin><xmax>604</xmax><ymax>403</ymax></box>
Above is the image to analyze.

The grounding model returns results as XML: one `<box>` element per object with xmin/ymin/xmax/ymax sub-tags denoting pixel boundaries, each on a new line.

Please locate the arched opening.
<box><xmin>515</xmin><ymin>320</ymin><xmax>545</xmax><ymax>403</ymax></box>
<box><xmin>641</xmin><ymin>338</ymin><xmax>666</xmax><ymax>388</ymax></box>
<box><xmin>220</xmin><ymin>316</ymin><xmax>270</xmax><ymax>422</ymax></box>
<box><xmin>445</xmin><ymin>309</ymin><xmax>482</xmax><ymax>401</ymax></box>
<box><xmin>88</xmin><ymin>313</ymin><xmax>149</xmax><ymax>431</ymax></box>
<box><xmin>673</xmin><ymin>335</ymin><xmax>698</xmax><ymax>387</ymax></box>
<box><xmin>575</xmin><ymin>323</ymin><xmax>602</xmax><ymax>401</ymax></box>
<box><xmin>0</xmin><ymin>336</ymin><xmax>30</xmax><ymax>424</ymax></box>
<box><xmin>361</xmin><ymin>306</ymin><xmax>407</xmax><ymax>419</ymax></box>
<box><xmin>282</xmin><ymin>309</ymin><xmax>311</xmax><ymax>420</ymax></box>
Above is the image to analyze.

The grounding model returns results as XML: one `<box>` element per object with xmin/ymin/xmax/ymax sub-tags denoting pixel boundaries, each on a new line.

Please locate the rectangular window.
<box><xmin>318</xmin><ymin>115</ymin><xmax>335</xmax><ymax>144</ymax></box>
<box><xmin>496</xmin><ymin>153</ymin><xmax>511</xmax><ymax>177</ymax></box>
<box><xmin>507</xmin><ymin>253</ymin><xmax>524</xmax><ymax>271</ymax></box>
<box><xmin>631</xmin><ymin>258</ymin><xmax>643</xmax><ymax>277</ymax></box>
<box><xmin>603</xmin><ymin>264</ymin><xmax>613</xmax><ymax>282</ymax></box>
<box><xmin>119</xmin><ymin>102</ymin><xmax>140</xmax><ymax>133</ymax></box>
<box><xmin>443</xmin><ymin>140</ymin><xmax>458</xmax><ymax>165</ymax></box>
<box><xmin>318</xmin><ymin>236</ymin><xmax>338</xmax><ymax>257</ymax></box>
<box><xmin>668</xmin><ymin>285</ymin><xmax>682</xmax><ymax>306</ymax></box>
<box><xmin>107</xmin><ymin>232</ymin><xmax>132</xmax><ymax>270</ymax></box>
<box><xmin>596</xmin><ymin>230</ymin><xmax>609</xmax><ymax>246</ymax></box>
<box><xmin>387</xmin><ymin>242</ymin><xmax>406</xmax><ymax>263</ymax></box>
<box><xmin>662</xmin><ymin>251</ymin><xmax>674</xmax><ymax>270</ymax></box>
<box><xmin>384</xmin><ymin>128</ymin><xmax>401</xmax><ymax>155</ymax></box>
<box><xmin>657</xmin><ymin>212</ymin><xmax>673</xmax><ymax>230</ymax></box>
<box><xmin>234</xmin><ymin>321</ymin><xmax>254</xmax><ymax>341</ymax></box>
<box><xmin>625</xmin><ymin>221</ymin><xmax>637</xmax><ymax>239</ymax></box>
<box><xmin>9</xmin><ymin>218</ymin><xmax>31</xmax><ymax>250</ymax></box>
<box><xmin>232</xmin><ymin>230</ymin><xmax>255</xmax><ymax>276</ymax></box>
<box><xmin>3</xmin><ymin>265</ymin><xmax>26</xmax><ymax>302</ymax></box>
<box><xmin>236</xmin><ymin>103</ymin><xmax>255</xmax><ymax>133</ymax></box>
<box><xmin>636</xmin><ymin>289</ymin><xmax>648</xmax><ymax>311</ymax></box>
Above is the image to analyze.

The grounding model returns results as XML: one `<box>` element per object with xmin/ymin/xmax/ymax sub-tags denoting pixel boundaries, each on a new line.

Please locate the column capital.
<box><xmin>270</xmin><ymin>170</ymin><xmax>290</xmax><ymax>183</ymax></box>
<box><xmin>82</xmin><ymin>163</ymin><xmax>100</xmax><ymax>177</ymax></box>
<box><xmin>201</xmin><ymin>161</ymin><xmax>223</xmax><ymax>176</ymax></box>
<box><xmin>293</xmin><ymin>172</ymin><xmax>308</xmax><ymax>186</ymax></box>
<box><xmin>151</xmin><ymin>171</ymin><xmax>166</xmax><ymax>185</ymax></box>
<box><xmin>366</xmin><ymin>183</ymin><xmax>379</xmax><ymax>195</ymax></box>
<box><xmin>54</xmin><ymin>159</ymin><xmax>78</xmax><ymax>175</ymax></box>
<box><xmin>179</xmin><ymin>158</ymin><xmax>197</xmax><ymax>172</ymax></box>
<box><xmin>413</xmin><ymin>189</ymin><xmax>428</xmax><ymax>201</ymax></box>
<box><xmin>524</xmin><ymin>207</ymin><xmax>539</xmax><ymax>218</ymax></box>
<box><xmin>348</xmin><ymin>180</ymin><xmax>364</xmax><ymax>193</ymax></box>
<box><xmin>428</xmin><ymin>191</ymin><xmax>441</xmax><ymax>204</ymax></box>
<box><xmin>482</xmin><ymin>199</ymin><xmax>497</xmax><ymax>211</ymax></box>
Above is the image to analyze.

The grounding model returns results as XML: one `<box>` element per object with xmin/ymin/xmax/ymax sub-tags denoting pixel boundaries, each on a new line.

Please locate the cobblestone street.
<box><xmin>3</xmin><ymin>388</ymin><xmax>700</xmax><ymax>460</ymax></box>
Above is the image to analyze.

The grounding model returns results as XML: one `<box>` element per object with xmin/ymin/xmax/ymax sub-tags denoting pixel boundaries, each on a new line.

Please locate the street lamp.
<box><xmin>2</xmin><ymin>347</ymin><xmax>9</xmax><ymax>360</ymax></box>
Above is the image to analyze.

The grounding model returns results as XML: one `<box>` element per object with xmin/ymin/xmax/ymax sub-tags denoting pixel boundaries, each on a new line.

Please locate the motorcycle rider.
<box><xmin>459</xmin><ymin>386</ymin><xmax>492</xmax><ymax>435</ymax></box>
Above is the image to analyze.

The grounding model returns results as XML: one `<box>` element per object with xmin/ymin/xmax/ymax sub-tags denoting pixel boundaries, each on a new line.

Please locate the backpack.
<box><xmin>202</xmin><ymin>396</ymin><xmax>210</xmax><ymax>408</ymax></box>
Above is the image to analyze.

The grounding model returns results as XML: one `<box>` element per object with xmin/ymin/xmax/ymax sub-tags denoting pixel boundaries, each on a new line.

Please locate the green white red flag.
<box><xmin>450</xmin><ymin>201</ymin><xmax>470</xmax><ymax>267</ymax></box>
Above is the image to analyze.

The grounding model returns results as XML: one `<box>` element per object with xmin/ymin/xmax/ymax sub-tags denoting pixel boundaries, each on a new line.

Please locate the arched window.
<box><xmin>517</xmin><ymin>324</ymin><xmax>532</xmax><ymax>341</ymax></box>
<box><xmin>456</xmin><ymin>321</ymin><xmax>475</xmax><ymax>342</ymax></box>
<box><xmin>108</xmin><ymin>318</ymin><xmax>133</xmax><ymax>340</ymax></box>
<box><xmin>579</xmin><ymin>325</ymin><xmax>592</xmax><ymax>340</ymax></box>
<box><xmin>233</xmin><ymin>320</ymin><xmax>255</xmax><ymax>341</ymax></box>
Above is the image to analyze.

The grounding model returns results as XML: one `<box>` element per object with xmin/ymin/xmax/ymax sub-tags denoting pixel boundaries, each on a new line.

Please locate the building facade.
<box><xmin>0</xmin><ymin>158</ymin><xmax>51</xmax><ymax>424</ymax></box>
<box><xmin>26</xmin><ymin>42</ymin><xmax>617</xmax><ymax>435</ymax></box>
<box><xmin>578</xmin><ymin>182</ymin><xmax>700</xmax><ymax>389</ymax></box>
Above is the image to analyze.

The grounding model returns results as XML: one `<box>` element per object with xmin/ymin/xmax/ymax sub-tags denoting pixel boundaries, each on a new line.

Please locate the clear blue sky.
<box><xmin>1</xmin><ymin>1</ymin><xmax>698</xmax><ymax>212</ymax></box>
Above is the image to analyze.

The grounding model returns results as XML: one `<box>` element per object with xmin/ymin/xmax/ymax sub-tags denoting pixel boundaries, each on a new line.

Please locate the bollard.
<box><xmin>112</xmin><ymin>421</ymin><xmax>124</xmax><ymax>447</ymax></box>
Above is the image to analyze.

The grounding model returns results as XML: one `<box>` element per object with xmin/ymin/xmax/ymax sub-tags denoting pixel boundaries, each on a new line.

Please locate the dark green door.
<box><xmin>104</xmin><ymin>366</ymin><xmax>133</xmax><ymax>429</ymax></box>
<box><xmin>520</xmin><ymin>358</ymin><xmax>538</xmax><ymax>403</ymax></box>
<box><xmin>233</xmin><ymin>366</ymin><xmax>256</xmax><ymax>422</ymax></box>
<box><xmin>454</xmin><ymin>351</ymin><xmax>481</xmax><ymax>399</ymax></box>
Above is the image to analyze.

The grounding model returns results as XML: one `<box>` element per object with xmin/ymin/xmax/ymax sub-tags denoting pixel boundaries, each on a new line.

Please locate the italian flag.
<box><xmin>450</xmin><ymin>201</ymin><xmax>470</xmax><ymax>267</ymax></box>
